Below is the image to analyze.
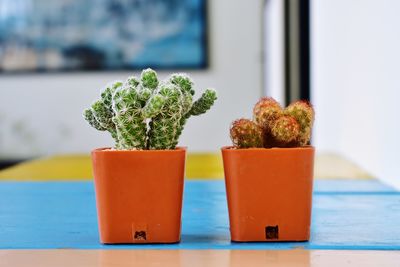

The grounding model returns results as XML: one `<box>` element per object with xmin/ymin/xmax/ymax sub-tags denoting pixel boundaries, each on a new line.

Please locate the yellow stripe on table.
<box><xmin>0</xmin><ymin>153</ymin><xmax>224</xmax><ymax>181</ymax></box>
<box><xmin>0</xmin><ymin>153</ymin><xmax>373</xmax><ymax>181</ymax></box>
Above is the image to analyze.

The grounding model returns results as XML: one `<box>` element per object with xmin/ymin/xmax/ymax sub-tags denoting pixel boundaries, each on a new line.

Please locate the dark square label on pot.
<box><xmin>265</xmin><ymin>225</ymin><xmax>279</xmax><ymax>239</ymax></box>
<box><xmin>134</xmin><ymin>231</ymin><xmax>147</xmax><ymax>240</ymax></box>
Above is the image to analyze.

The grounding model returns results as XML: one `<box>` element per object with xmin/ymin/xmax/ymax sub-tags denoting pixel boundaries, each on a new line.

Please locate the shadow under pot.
<box><xmin>221</xmin><ymin>146</ymin><xmax>315</xmax><ymax>242</ymax></box>
<box><xmin>91</xmin><ymin>147</ymin><xmax>186</xmax><ymax>244</ymax></box>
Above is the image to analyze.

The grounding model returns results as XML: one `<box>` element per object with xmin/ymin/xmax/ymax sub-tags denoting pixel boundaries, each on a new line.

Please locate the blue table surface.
<box><xmin>0</xmin><ymin>179</ymin><xmax>399</xmax><ymax>250</ymax></box>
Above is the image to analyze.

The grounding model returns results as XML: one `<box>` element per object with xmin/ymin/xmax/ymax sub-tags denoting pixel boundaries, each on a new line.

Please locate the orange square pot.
<box><xmin>221</xmin><ymin>146</ymin><xmax>315</xmax><ymax>242</ymax></box>
<box><xmin>91</xmin><ymin>147</ymin><xmax>186</xmax><ymax>244</ymax></box>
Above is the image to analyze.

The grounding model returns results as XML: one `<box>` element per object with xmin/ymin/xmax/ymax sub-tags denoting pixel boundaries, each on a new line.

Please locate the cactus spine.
<box><xmin>230</xmin><ymin>119</ymin><xmax>263</xmax><ymax>148</ymax></box>
<box><xmin>270</xmin><ymin>115</ymin><xmax>300</xmax><ymax>147</ymax></box>
<box><xmin>172</xmin><ymin>88</ymin><xmax>217</xmax><ymax>148</ymax></box>
<box><xmin>230</xmin><ymin>97</ymin><xmax>314</xmax><ymax>148</ymax></box>
<box><xmin>83</xmin><ymin>69</ymin><xmax>217</xmax><ymax>150</ymax></box>
<box><xmin>253</xmin><ymin>97</ymin><xmax>283</xmax><ymax>128</ymax></box>
<box><xmin>85</xmin><ymin>81</ymin><xmax>122</xmax><ymax>147</ymax></box>
<box><xmin>284</xmin><ymin>100</ymin><xmax>314</xmax><ymax>146</ymax></box>
<box><xmin>147</xmin><ymin>83</ymin><xmax>184</xmax><ymax>149</ymax></box>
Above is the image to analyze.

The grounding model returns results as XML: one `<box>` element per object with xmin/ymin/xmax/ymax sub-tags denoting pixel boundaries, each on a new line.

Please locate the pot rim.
<box><xmin>92</xmin><ymin>146</ymin><xmax>187</xmax><ymax>154</ymax></box>
<box><xmin>221</xmin><ymin>145</ymin><xmax>314</xmax><ymax>152</ymax></box>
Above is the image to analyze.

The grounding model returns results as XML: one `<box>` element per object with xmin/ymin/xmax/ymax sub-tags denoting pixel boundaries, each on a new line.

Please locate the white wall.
<box><xmin>264</xmin><ymin>0</ymin><xmax>284</xmax><ymax>102</ymax></box>
<box><xmin>0</xmin><ymin>0</ymin><xmax>264</xmax><ymax>158</ymax></box>
<box><xmin>312</xmin><ymin>0</ymin><xmax>400</xmax><ymax>188</ymax></box>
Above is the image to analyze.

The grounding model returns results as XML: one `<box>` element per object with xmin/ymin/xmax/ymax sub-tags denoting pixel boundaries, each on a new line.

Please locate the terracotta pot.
<box><xmin>91</xmin><ymin>147</ymin><xmax>186</xmax><ymax>244</ymax></box>
<box><xmin>221</xmin><ymin>146</ymin><xmax>315</xmax><ymax>242</ymax></box>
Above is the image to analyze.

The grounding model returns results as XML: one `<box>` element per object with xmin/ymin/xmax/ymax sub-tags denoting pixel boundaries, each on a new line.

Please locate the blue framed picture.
<box><xmin>0</xmin><ymin>0</ymin><xmax>208</xmax><ymax>72</ymax></box>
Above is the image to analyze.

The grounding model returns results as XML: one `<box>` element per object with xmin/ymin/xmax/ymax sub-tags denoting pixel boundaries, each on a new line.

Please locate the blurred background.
<box><xmin>0</xmin><ymin>0</ymin><xmax>399</xmax><ymax>188</ymax></box>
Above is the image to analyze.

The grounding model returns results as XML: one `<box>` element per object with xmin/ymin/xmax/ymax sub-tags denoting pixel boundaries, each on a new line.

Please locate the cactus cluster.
<box><xmin>84</xmin><ymin>68</ymin><xmax>217</xmax><ymax>150</ymax></box>
<box><xmin>230</xmin><ymin>97</ymin><xmax>314</xmax><ymax>148</ymax></box>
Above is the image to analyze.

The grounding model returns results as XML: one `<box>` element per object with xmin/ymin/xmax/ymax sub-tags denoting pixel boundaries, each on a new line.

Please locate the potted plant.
<box><xmin>221</xmin><ymin>97</ymin><xmax>315</xmax><ymax>242</ymax></box>
<box><xmin>83</xmin><ymin>69</ymin><xmax>217</xmax><ymax>244</ymax></box>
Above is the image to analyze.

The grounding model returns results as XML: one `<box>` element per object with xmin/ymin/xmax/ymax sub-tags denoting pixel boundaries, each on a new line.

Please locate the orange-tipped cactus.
<box><xmin>253</xmin><ymin>97</ymin><xmax>283</xmax><ymax>147</ymax></box>
<box><xmin>284</xmin><ymin>100</ymin><xmax>314</xmax><ymax>146</ymax></box>
<box><xmin>230</xmin><ymin>97</ymin><xmax>314</xmax><ymax>149</ymax></box>
<box><xmin>253</xmin><ymin>97</ymin><xmax>283</xmax><ymax>128</ymax></box>
<box><xmin>270</xmin><ymin>115</ymin><xmax>301</xmax><ymax>147</ymax></box>
<box><xmin>230</xmin><ymin>119</ymin><xmax>263</xmax><ymax>148</ymax></box>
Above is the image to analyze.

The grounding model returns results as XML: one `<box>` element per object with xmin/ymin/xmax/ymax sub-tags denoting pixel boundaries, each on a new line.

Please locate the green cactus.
<box><xmin>189</xmin><ymin>89</ymin><xmax>218</xmax><ymax>117</ymax></box>
<box><xmin>170</xmin><ymin>73</ymin><xmax>194</xmax><ymax>95</ymax></box>
<box><xmin>83</xmin><ymin>108</ymin><xmax>106</xmax><ymax>131</ymax></box>
<box><xmin>142</xmin><ymin>94</ymin><xmax>166</xmax><ymax>118</ymax></box>
<box><xmin>230</xmin><ymin>119</ymin><xmax>263</xmax><ymax>148</ymax></box>
<box><xmin>83</xmin><ymin>69</ymin><xmax>217</xmax><ymax>150</ymax></box>
<box><xmin>112</xmin><ymin>82</ymin><xmax>147</xmax><ymax>149</ymax></box>
<box><xmin>147</xmin><ymin>83</ymin><xmax>184</xmax><ymax>150</ymax></box>
<box><xmin>140</xmin><ymin>68</ymin><xmax>159</xmax><ymax>90</ymax></box>
<box><xmin>148</xmin><ymin>74</ymin><xmax>217</xmax><ymax>149</ymax></box>
<box><xmin>88</xmin><ymin>81</ymin><xmax>122</xmax><ymax>146</ymax></box>
<box><xmin>230</xmin><ymin>97</ymin><xmax>314</xmax><ymax>148</ymax></box>
<box><xmin>172</xmin><ymin>88</ymin><xmax>218</xmax><ymax>148</ymax></box>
